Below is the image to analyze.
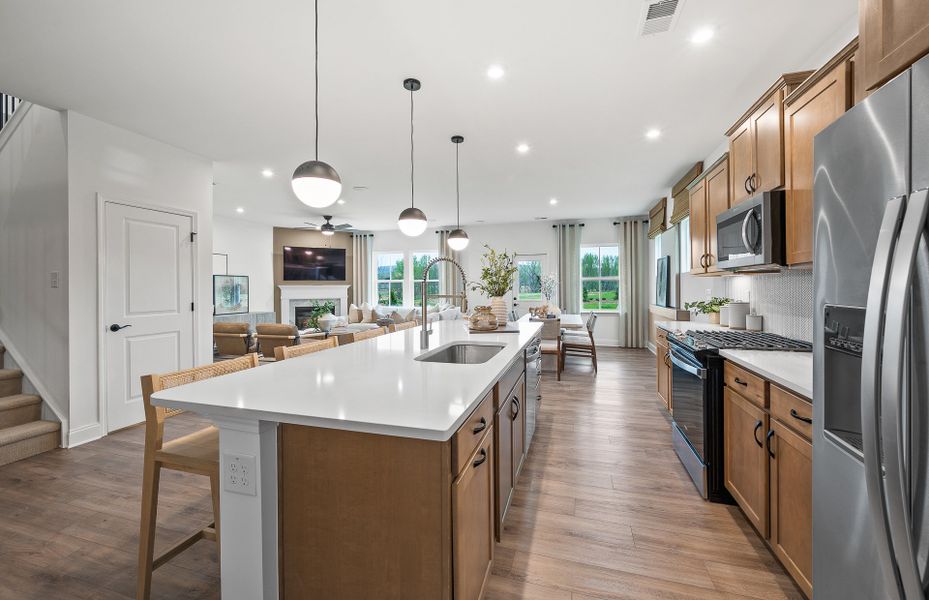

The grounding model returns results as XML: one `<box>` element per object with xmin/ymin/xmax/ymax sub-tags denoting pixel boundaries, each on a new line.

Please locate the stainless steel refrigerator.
<box><xmin>814</xmin><ymin>52</ymin><xmax>929</xmax><ymax>598</ymax></box>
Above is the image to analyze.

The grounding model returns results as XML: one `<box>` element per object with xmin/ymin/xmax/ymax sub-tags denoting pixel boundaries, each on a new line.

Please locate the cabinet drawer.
<box><xmin>771</xmin><ymin>385</ymin><xmax>812</xmax><ymax>440</ymax></box>
<box><xmin>724</xmin><ymin>361</ymin><xmax>768</xmax><ymax>408</ymax></box>
<box><xmin>453</xmin><ymin>390</ymin><xmax>494</xmax><ymax>476</ymax></box>
<box><xmin>497</xmin><ymin>356</ymin><xmax>525</xmax><ymax>410</ymax></box>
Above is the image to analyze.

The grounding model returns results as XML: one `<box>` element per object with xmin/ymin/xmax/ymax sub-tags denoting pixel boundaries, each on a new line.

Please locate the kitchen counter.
<box><xmin>720</xmin><ymin>349</ymin><xmax>812</xmax><ymax>399</ymax></box>
<box><xmin>655</xmin><ymin>320</ymin><xmax>729</xmax><ymax>334</ymax></box>
<box><xmin>153</xmin><ymin>320</ymin><xmax>543</xmax><ymax>441</ymax></box>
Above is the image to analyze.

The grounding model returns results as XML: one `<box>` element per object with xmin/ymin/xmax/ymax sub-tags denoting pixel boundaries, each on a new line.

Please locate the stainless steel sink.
<box><xmin>415</xmin><ymin>342</ymin><xmax>506</xmax><ymax>365</ymax></box>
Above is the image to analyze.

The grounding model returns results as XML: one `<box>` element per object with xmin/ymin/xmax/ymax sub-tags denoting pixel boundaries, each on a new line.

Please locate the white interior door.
<box><xmin>512</xmin><ymin>254</ymin><xmax>547</xmax><ymax>317</ymax></box>
<box><xmin>104</xmin><ymin>202</ymin><xmax>195</xmax><ymax>432</ymax></box>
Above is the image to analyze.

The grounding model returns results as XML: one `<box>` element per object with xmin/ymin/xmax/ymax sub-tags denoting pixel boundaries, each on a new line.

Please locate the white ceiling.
<box><xmin>0</xmin><ymin>0</ymin><xmax>857</xmax><ymax>231</ymax></box>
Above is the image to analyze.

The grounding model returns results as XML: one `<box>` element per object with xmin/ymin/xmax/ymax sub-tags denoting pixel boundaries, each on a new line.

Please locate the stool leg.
<box><xmin>137</xmin><ymin>458</ymin><xmax>161</xmax><ymax>600</ymax></box>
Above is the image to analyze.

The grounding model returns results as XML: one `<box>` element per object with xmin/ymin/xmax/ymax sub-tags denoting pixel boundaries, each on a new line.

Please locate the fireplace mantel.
<box><xmin>279</xmin><ymin>284</ymin><xmax>351</xmax><ymax>325</ymax></box>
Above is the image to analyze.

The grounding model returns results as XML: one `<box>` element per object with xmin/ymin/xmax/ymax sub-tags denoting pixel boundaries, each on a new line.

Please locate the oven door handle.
<box><xmin>669</xmin><ymin>348</ymin><xmax>706</xmax><ymax>380</ymax></box>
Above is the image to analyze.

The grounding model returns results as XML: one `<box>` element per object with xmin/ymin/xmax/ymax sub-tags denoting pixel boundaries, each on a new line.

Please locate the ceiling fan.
<box><xmin>300</xmin><ymin>215</ymin><xmax>354</xmax><ymax>236</ymax></box>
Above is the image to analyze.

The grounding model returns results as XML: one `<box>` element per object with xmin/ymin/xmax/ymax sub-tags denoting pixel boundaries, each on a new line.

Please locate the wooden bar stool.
<box><xmin>389</xmin><ymin>320</ymin><xmax>417</xmax><ymax>333</ymax></box>
<box><xmin>274</xmin><ymin>337</ymin><xmax>339</xmax><ymax>361</ymax></box>
<box><xmin>137</xmin><ymin>353</ymin><xmax>260</xmax><ymax>600</ymax></box>
<box><xmin>350</xmin><ymin>326</ymin><xmax>388</xmax><ymax>343</ymax></box>
<box><xmin>539</xmin><ymin>318</ymin><xmax>562</xmax><ymax>381</ymax></box>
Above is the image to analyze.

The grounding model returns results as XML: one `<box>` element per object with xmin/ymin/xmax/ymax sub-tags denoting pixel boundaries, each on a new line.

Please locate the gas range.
<box><xmin>669</xmin><ymin>329</ymin><xmax>812</xmax><ymax>353</ymax></box>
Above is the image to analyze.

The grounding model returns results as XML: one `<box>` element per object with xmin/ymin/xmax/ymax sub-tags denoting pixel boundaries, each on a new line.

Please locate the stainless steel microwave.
<box><xmin>715</xmin><ymin>190</ymin><xmax>785</xmax><ymax>271</ymax></box>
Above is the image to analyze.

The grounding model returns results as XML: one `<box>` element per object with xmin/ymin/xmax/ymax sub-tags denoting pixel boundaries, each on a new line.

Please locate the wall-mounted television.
<box><xmin>283</xmin><ymin>246</ymin><xmax>346</xmax><ymax>281</ymax></box>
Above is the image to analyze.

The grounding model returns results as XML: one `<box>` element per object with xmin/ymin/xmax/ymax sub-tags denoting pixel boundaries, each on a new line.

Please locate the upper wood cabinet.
<box><xmin>726</xmin><ymin>73</ymin><xmax>813</xmax><ymax>206</ymax></box>
<box><xmin>784</xmin><ymin>41</ymin><xmax>856</xmax><ymax>265</ymax></box>
<box><xmin>689</xmin><ymin>156</ymin><xmax>729</xmax><ymax>275</ymax></box>
<box><xmin>860</xmin><ymin>0</ymin><xmax>929</xmax><ymax>91</ymax></box>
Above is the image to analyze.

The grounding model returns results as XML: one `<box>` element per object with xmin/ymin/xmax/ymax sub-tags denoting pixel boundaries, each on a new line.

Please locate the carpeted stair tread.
<box><xmin>0</xmin><ymin>394</ymin><xmax>41</xmax><ymax>411</ymax></box>
<box><xmin>0</xmin><ymin>420</ymin><xmax>60</xmax><ymax>446</ymax></box>
<box><xmin>0</xmin><ymin>369</ymin><xmax>23</xmax><ymax>381</ymax></box>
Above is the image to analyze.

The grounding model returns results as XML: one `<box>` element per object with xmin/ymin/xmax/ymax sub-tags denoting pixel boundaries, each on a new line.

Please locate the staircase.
<box><xmin>1</xmin><ymin>93</ymin><xmax>22</xmax><ymax>132</ymax></box>
<box><xmin>0</xmin><ymin>344</ymin><xmax>60</xmax><ymax>466</ymax></box>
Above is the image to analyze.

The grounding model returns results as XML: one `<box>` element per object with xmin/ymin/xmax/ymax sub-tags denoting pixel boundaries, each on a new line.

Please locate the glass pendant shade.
<box><xmin>321</xmin><ymin>222</ymin><xmax>336</xmax><ymax>236</ymax></box>
<box><xmin>447</xmin><ymin>228</ymin><xmax>469</xmax><ymax>251</ymax></box>
<box><xmin>291</xmin><ymin>160</ymin><xmax>342</xmax><ymax>208</ymax></box>
<box><xmin>398</xmin><ymin>207</ymin><xmax>428</xmax><ymax>237</ymax></box>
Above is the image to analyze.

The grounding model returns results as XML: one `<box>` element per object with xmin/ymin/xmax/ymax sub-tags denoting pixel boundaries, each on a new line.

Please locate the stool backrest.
<box><xmin>275</xmin><ymin>337</ymin><xmax>338</xmax><ymax>361</ymax></box>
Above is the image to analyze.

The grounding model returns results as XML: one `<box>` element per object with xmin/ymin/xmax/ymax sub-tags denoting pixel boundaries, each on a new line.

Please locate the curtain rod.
<box><xmin>551</xmin><ymin>223</ymin><xmax>584</xmax><ymax>228</ymax></box>
<box><xmin>612</xmin><ymin>215</ymin><xmax>648</xmax><ymax>225</ymax></box>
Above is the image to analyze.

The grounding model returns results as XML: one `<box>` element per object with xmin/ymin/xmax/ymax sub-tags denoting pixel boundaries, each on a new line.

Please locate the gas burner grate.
<box><xmin>684</xmin><ymin>330</ymin><xmax>812</xmax><ymax>352</ymax></box>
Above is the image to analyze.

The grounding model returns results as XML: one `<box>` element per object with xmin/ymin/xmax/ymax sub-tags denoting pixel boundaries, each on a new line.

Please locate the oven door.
<box><xmin>669</xmin><ymin>344</ymin><xmax>707</xmax><ymax>462</ymax></box>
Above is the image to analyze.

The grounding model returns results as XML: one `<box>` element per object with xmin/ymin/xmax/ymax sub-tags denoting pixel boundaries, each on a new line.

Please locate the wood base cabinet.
<box><xmin>769</xmin><ymin>419</ymin><xmax>813</xmax><ymax>598</ymax></box>
<box><xmin>453</xmin><ymin>432</ymin><xmax>495</xmax><ymax>600</ymax></box>
<box><xmin>656</xmin><ymin>328</ymin><xmax>671</xmax><ymax>411</ymax></box>
<box><xmin>495</xmin><ymin>367</ymin><xmax>526</xmax><ymax>540</ymax></box>
<box><xmin>724</xmin><ymin>387</ymin><xmax>769</xmax><ymax>536</ymax></box>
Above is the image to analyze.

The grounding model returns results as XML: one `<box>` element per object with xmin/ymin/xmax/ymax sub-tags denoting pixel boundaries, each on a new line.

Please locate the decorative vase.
<box><xmin>469</xmin><ymin>306</ymin><xmax>498</xmax><ymax>331</ymax></box>
<box><xmin>318</xmin><ymin>313</ymin><xmax>337</xmax><ymax>332</ymax></box>
<box><xmin>708</xmin><ymin>312</ymin><xmax>721</xmax><ymax>325</ymax></box>
<box><xmin>490</xmin><ymin>297</ymin><xmax>508</xmax><ymax>327</ymax></box>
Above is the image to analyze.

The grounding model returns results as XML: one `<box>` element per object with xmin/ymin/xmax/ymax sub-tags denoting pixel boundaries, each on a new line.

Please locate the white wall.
<box><xmin>213</xmin><ymin>216</ymin><xmax>274</xmax><ymax>312</ymax></box>
<box><xmin>66</xmin><ymin>111</ymin><xmax>213</xmax><ymax>444</ymax></box>
<box><xmin>0</xmin><ymin>104</ymin><xmax>70</xmax><ymax>425</ymax></box>
<box><xmin>372</xmin><ymin>218</ymin><xmax>628</xmax><ymax>346</ymax></box>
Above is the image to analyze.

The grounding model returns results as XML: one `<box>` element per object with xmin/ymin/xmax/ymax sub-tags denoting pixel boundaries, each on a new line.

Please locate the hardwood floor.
<box><xmin>0</xmin><ymin>349</ymin><xmax>802</xmax><ymax>599</ymax></box>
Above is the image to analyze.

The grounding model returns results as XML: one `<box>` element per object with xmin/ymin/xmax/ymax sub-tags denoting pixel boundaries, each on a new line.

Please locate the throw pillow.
<box><xmin>360</xmin><ymin>302</ymin><xmax>376</xmax><ymax>323</ymax></box>
<box><xmin>390</xmin><ymin>310</ymin><xmax>405</xmax><ymax>324</ymax></box>
<box><xmin>442</xmin><ymin>307</ymin><xmax>461</xmax><ymax>321</ymax></box>
<box><xmin>347</xmin><ymin>304</ymin><xmax>362</xmax><ymax>324</ymax></box>
<box><xmin>373</xmin><ymin>306</ymin><xmax>391</xmax><ymax>321</ymax></box>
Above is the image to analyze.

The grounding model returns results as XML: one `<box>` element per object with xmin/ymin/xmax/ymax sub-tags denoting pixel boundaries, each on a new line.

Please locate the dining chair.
<box><xmin>274</xmin><ymin>337</ymin><xmax>339</xmax><ymax>361</ymax></box>
<box><xmin>561</xmin><ymin>313</ymin><xmax>599</xmax><ymax>373</ymax></box>
<box><xmin>137</xmin><ymin>353</ymin><xmax>260</xmax><ymax>600</ymax></box>
<box><xmin>255</xmin><ymin>323</ymin><xmax>299</xmax><ymax>359</ymax></box>
<box><xmin>351</xmin><ymin>326</ymin><xmax>388</xmax><ymax>343</ymax></box>
<box><xmin>389</xmin><ymin>321</ymin><xmax>417</xmax><ymax>333</ymax></box>
<box><xmin>539</xmin><ymin>318</ymin><xmax>562</xmax><ymax>381</ymax></box>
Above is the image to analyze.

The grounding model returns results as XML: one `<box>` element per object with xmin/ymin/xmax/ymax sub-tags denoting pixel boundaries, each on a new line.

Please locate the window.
<box><xmin>375</xmin><ymin>252</ymin><xmax>404</xmax><ymax>305</ymax></box>
<box><xmin>678</xmin><ymin>216</ymin><xmax>691</xmax><ymax>273</ymax></box>
<box><xmin>517</xmin><ymin>257</ymin><xmax>543</xmax><ymax>301</ymax></box>
<box><xmin>581</xmin><ymin>245</ymin><xmax>619</xmax><ymax>310</ymax></box>
<box><xmin>412</xmin><ymin>252</ymin><xmax>440</xmax><ymax>307</ymax></box>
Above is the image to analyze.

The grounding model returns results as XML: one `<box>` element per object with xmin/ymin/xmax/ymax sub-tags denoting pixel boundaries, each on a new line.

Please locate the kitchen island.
<box><xmin>152</xmin><ymin>319</ymin><xmax>543</xmax><ymax>600</ymax></box>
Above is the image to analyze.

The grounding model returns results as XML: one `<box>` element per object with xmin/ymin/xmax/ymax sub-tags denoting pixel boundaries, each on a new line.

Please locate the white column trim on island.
<box><xmin>213</xmin><ymin>415</ymin><xmax>279</xmax><ymax>600</ymax></box>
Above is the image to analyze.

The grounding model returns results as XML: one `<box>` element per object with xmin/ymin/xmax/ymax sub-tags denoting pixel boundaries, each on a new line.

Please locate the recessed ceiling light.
<box><xmin>549</xmin><ymin>198</ymin><xmax>558</xmax><ymax>205</ymax></box>
<box><xmin>305</xmin><ymin>250</ymin><xmax>313</xmax><ymax>255</ymax></box>
<box><xmin>645</xmin><ymin>128</ymin><xmax>662</xmax><ymax>140</ymax></box>
<box><xmin>534</xmin><ymin>216</ymin><xmax>549</xmax><ymax>221</ymax></box>
<box><xmin>516</xmin><ymin>143</ymin><xmax>530</xmax><ymax>154</ymax></box>
<box><xmin>337</xmin><ymin>198</ymin><xmax>346</xmax><ymax>205</ymax></box>
<box><xmin>261</xmin><ymin>168</ymin><xmax>274</xmax><ymax>178</ymax></box>
<box><xmin>236</xmin><ymin>207</ymin><xmax>245</xmax><ymax>213</ymax></box>
<box><xmin>690</xmin><ymin>27</ymin><xmax>715</xmax><ymax>45</ymax></box>
<box><xmin>486</xmin><ymin>64</ymin><xmax>505</xmax><ymax>80</ymax></box>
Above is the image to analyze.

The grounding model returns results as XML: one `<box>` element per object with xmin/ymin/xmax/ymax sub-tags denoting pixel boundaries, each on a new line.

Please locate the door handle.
<box><xmin>880</xmin><ymin>188</ymin><xmax>929</xmax><ymax>599</ymax></box>
<box><xmin>860</xmin><ymin>194</ymin><xmax>906</xmax><ymax>596</ymax></box>
<box><xmin>766</xmin><ymin>429</ymin><xmax>775</xmax><ymax>459</ymax></box>
<box><xmin>789</xmin><ymin>409</ymin><xmax>812</xmax><ymax>424</ymax></box>
<box><xmin>109</xmin><ymin>324</ymin><xmax>132</xmax><ymax>332</ymax></box>
<box><xmin>472</xmin><ymin>417</ymin><xmax>487</xmax><ymax>435</ymax></box>
<box><xmin>472</xmin><ymin>448</ymin><xmax>487</xmax><ymax>468</ymax></box>
<box><xmin>753</xmin><ymin>420</ymin><xmax>763</xmax><ymax>448</ymax></box>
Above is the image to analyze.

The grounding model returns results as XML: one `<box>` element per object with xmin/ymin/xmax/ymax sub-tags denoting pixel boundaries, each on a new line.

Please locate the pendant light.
<box><xmin>291</xmin><ymin>0</ymin><xmax>342</xmax><ymax>208</ymax></box>
<box><xmin>447</xmin><ymin>135</ymin><xmax>469</xmax><ymax>251</ymax></box>
<box><xmin>397</xmin><ymin>78</ymin><xmax>428</xmax><ymax>237</ymax></box>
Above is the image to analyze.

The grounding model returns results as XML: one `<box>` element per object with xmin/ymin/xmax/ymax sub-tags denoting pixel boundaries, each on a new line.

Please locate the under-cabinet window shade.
<box><xmin>669</xmin><ymin>162</ymin><xmax>702</xmax><ymax>226</ymax></box>
<box><xmin>647</xmin><ymin>198</ymin><xmax>667</xmax><ymax>240</ymax></box>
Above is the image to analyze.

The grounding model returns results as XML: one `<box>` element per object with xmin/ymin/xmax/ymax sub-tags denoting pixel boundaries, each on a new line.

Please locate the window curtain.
<box><xmin>437</xmin><ymin>230</ymin><xmax>463</xmax><ymax>303</ymax></box>
<box><xmin>617</xmin><ymin>218</ymin><xmax>647</xmax><ymax>348</ymax></box>
<box><xmin>556</xmin><ymin>224</ymin><xmax>582</xmax><ymax>313</ymax></box>
<box><xmin>351</xmin><ymin>233</ymin><xmax>374</xmax><ymax>306</ymax></box>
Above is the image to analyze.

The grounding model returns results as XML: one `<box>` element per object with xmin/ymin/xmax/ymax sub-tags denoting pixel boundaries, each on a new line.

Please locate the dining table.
<box><xmin>520</xmin><ymin>313</ymin><xmax>584</xmax><ymax>330</ymax></box>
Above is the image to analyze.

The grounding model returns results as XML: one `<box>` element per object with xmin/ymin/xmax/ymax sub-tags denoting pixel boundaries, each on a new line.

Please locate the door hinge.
<box><xmin>190</xmin><ymin>232</ymin><xmax>197</xmax><ymax>243</ymax></box>
<box><xmin>191</xmin><ymin>302</ymin><xmax>195</xmax><ymax>311</ymax></box>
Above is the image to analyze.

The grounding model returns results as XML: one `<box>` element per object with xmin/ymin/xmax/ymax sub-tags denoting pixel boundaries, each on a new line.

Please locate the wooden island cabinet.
<box><xmin>723</xmin><ymin>360</ymin><xmax>812</xmax><ymax>598</ymax></box>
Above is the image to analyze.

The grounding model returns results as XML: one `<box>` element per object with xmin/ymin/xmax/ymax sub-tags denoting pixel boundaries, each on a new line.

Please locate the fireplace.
<box><xmin>279</xmin><ymin>284</ymin><xmax>350</xmax><ymax>327</ymax></box>
<box><xmin>294</xmin><ymin>302</ymin><xmax>337</xmax><ymax>330</ymax></box>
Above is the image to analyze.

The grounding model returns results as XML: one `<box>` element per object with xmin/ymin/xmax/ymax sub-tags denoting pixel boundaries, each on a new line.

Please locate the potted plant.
<box><xmin>470</xmin><ymin>245</ymin><xmax>518</xmax><ymax>327</ymax></box>
<box><xmin>684</xmin><ymin>297</ymin><xmax>733</xmax><ymax>325</ymax></box>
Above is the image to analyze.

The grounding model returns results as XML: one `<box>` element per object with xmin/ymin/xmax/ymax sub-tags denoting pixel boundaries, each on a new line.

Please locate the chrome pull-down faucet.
<box><xmin>420</xmin><ymin>256</ymin><xmax>468</xmax><ymax>349</ymax></box>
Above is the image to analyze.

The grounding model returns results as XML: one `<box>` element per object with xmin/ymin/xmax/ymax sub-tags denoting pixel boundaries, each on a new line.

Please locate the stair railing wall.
<box><xmin>1</xmin><ymin>93</ymin><xmax>22</xmax><ymax>132</ymax></box>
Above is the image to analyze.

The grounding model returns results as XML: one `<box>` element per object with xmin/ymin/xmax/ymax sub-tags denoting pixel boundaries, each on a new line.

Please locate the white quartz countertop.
<box><xmin>655</xmin><ymin>320</ymin><xmax>729</xmax><ymax>334</ymax></box>
<box><xmin>719</xmin><ymin>350</ymin><xmax>813</xmax><ymax>400</ymax></box>
<box><xmin>151</xmin><ymin>320</ymin><xmax>543</xmax><ymax>441</ymax></box>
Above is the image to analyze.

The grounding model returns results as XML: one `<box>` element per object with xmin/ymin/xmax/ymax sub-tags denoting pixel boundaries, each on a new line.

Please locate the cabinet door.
<box><xmin>656</xmin><ymin>341</ymin><xmax>670</xmax><ymax>411</ymax></box>
<box><xmin>769</xmin><ymin>420</ymin><xmax>812</xmax><ymax>598</ymax></box>
<box><xmin>705</xmin><ymin>160</ymin><xmax>730</xmax><ymax>273</ymax></box>
<box><xmin>729</xmin><ymin>120</ymin><xmax>754</xmax><ymax>206</ymax></box>
<box><xmin>785</xmin><ymin>62</ymin><xmax>850</xmax><ymax>265</ymax></box>
<box><xmin>510</xmin><ymin>378</ymin><xmax>526</xmax><ymax>479</ymax></box>
<box><xmin>751</xmin><ymin>90</ymin><xmax>785</xmax><ymax>194</ymax></box>
<box><xmin>453</xmin><ymin>432</ymin><xmax>495</xmax><ymax>600</ymax></box>
<box><xmin>861</xmin><ymin>0</ymin><xmax>929</xmax><ymax>91</ymax></box>
<box><xmin>724</xmin><ymin>388</ymin><xmax>769</xmax><ymax>536</ymax></box>
<box><xmin>494</xmin><ymin>402</ymin><xmax>513</xmax><ymax>539</ymax></box>
<box><xmin>689</xmin><ymin>178</ymin><xmax>708</xmax><ymax>273</ymax></box>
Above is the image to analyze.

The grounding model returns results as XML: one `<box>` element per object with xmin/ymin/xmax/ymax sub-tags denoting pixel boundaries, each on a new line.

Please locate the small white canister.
<box><xmin>727</xmin><ymin>302</ymin><xmax>751</xmax><ymax>330</ymax></box>
<box><xmin>746</xmin><ymin>313</ymin><xmax>764</xmax><ymax>332</ymax></box>
<box><xmin>719</xmin><ymin>306</ymin><xmax>730</xmax><ymax>327</ymax></box>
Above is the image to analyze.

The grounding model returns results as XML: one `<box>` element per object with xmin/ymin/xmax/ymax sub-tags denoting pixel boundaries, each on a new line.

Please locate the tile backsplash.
<box><xmin>680</xmin><ymin>269</ymin><xmax>814</xmax><ymax>342</ymax></box>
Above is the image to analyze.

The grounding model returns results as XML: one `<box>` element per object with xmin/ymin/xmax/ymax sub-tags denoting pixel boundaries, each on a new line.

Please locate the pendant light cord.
<box><xmin>455</xmin><ymin>143</ymin><xmax>460</xmax><ymax>227</ymax></box>
<box><xmin>410</xmin><ymin>88</ymin><xmax>415</xmax><ymax>208</ymax></box>
<box><xmin>314</xmin><ymin>0</ymin><xmax>319</xmax><ymax>161</ymax></box>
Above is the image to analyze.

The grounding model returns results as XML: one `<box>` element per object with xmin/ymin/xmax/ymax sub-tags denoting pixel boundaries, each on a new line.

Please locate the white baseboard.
<box><xmin>68</xmin><ymin>422</ymin><xmax>103</xmax><ymax>448</ymax></box>
<box><xmin>646</xmin><ymin>342</ymin><xmax>657</xmax><ymax>355</ymax></box>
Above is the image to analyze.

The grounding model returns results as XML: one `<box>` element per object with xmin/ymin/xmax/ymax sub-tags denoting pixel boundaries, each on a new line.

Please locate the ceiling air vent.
<box><xmin>640</xmin><ymin>0</ymin><xmax>683</xmax><ymax>36</ymax></box>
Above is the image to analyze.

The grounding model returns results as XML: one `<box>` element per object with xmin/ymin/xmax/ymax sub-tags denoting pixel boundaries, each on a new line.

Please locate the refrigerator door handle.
<box><xmin>861</xmin><ymin>194</ymin><xmax>907</xmax><ymax>598</ymax></box>
<box><xmin>883</xmin><ymin>188</ymin><xmax>929</xmax><ymax>600</ymax></box>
